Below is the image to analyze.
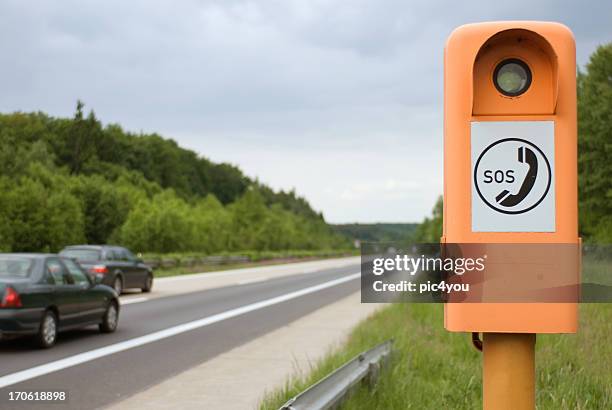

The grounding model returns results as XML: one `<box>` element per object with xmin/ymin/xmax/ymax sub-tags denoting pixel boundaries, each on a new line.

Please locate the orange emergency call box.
<box><xmin>443</xmin><ymin>22</ymin><xmax>579</xmax><ymax>333</ymax></box>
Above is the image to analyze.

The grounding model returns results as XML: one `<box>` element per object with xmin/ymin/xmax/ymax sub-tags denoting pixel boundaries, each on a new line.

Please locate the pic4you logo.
<box><xmin>474</xmin><ymin>138</ymin><xmax>551</xmax><ymax>214</ymax></box>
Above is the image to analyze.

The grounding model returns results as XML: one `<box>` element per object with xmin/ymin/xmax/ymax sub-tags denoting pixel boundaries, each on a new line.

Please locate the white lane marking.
<box><xmin>121</xmin><ymin>297</ymin><xmax>148</xmax><ymax>305</ymax></box>
<box><xmin>0</xmin><ymin>272</ymin><xmax>361</xmax><ymax>389</ymax></box>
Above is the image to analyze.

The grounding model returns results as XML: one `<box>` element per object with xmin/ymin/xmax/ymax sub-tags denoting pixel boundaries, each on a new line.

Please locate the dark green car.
<box><xmin>60</xmin><ymin>245</ymin><xmax>153</xmax><ymax>295</ymax></box>
<box><xmin>0</xmin><ymin>254</ymin><xmax>120</xmax><ymax>348</ymax></box>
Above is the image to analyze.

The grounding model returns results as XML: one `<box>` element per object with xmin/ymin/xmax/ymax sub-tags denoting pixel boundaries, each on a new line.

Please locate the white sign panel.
<box><xmin>471</xmin><ymin>121</ymin><xmax>555</xmax><ymax>232</ymax></box>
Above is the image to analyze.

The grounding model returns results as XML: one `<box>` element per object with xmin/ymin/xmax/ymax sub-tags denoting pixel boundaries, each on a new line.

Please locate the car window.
<box><xmin>0</xmin><ymin>256</ymin><xmax>33</xmax><ymax>278</ymax></box>
<box><xmin>46</xmin><ymin>258</ymin><xmax>69</xmax><ymax>285</ymax></box>
<box><xmin>62</xmin><ymin>259</ymin><xmax>90</xmax><ymax>286</ymax></box>
<box><xmin>60</xmin><ymin>249</ymin><xmax>101</xmax><ymax>262</ymax></box>
<box><xmin>123</xmin><ymin>249</ymin><xmax>137</xmax><ymax>262</ymax></box>
<box><xmin>105</xmin><ymin>249</ymin><xmax>117</xmax><ymax>261</ymax></box>
<box><xmin>116</xmin><ymin>248</ymin><xmax>130</xmax><ymax>262</ymax></box>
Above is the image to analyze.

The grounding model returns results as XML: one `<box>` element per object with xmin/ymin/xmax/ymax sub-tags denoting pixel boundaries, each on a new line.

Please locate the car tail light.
<box><xmin>90</xmin><ymin>265</ymin><xmax>109</xmax><ymax>275</ymax></box>
<box><xmin>1</xmin><ymin>287</ymin><xmax>22</xmax><ymax>308</ymax></box>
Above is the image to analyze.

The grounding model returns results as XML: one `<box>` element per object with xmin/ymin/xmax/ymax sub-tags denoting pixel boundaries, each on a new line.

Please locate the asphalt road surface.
<box><xmin>0</xmin><ymin>261</ymin><xmax>361</xmax><ymax>409</ymax></box>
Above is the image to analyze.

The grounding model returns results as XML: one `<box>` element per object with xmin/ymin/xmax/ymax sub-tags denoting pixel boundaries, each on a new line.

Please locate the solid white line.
<box><xmin>0</xmin><ymin>272</ymin><xmax>361</xmax><ymax>389</ymax></box>
<box><xmin>120</xmin><ymin>297</ymin><xmax>148</xmax><ymax>305</ymax></box>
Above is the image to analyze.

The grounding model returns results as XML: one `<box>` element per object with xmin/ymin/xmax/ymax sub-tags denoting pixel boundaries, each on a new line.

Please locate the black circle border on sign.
<box><xmin>493</xmin><ymin>58</ymin><xmax>532</xmax><ymax>97</ymax></box>
<box><xmin>474</xmin><ymin>137</ymin><xmax>552</xmax><ymax>215</ymax></box>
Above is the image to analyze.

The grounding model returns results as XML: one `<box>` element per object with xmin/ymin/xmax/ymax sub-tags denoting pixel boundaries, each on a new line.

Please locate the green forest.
<box><xmin>577</xmin><ymin>43</ymin><xmax>612</xmax><ymax>242</ymax></box>
<box><xmin>415</xmin><ymin>43</ymin><xmax>612</xmax><ymax>243</ymax></box>
<box><xmin>332</xmin><ymin>223</ymin><xmax>418</xmax><ymax>243</ymax></box>
<box><xmin>0</xmin><ymin>102</ymin><xmax>348</xmax><ymax>253</ymax></box>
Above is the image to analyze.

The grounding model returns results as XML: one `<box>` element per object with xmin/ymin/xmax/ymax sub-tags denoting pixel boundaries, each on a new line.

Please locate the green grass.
<box><xmin>260</xmin><ymin>303</ymin><xmax>612</xmax><ymax>409</ymax></box>
<box><xmin>582</xmin><ymin>257</ymin><xmax>611</xmax><ymax>286</ymax></box>
<box><xmin>151</xmin><ymin>249</ymin><xmax>358</xmax><ymax>278</ymax></box>
<box><xmin>153</xmin><ymin>261</ymin><xmax>260</xmax><ymax>278</ymax></box>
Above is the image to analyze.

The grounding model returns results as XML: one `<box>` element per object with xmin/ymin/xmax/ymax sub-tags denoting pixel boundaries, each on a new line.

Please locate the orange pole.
<box><xmin>483</xmin><ymin>333</ymin><xmax>536</xmax><ymax>410</ymax></box>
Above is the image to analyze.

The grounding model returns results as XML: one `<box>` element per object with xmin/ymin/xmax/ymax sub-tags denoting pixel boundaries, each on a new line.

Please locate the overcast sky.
<box><xmin>1</xmin><ymin>1</ymin><xmax>610</xmax><ymax>223</ymax></box>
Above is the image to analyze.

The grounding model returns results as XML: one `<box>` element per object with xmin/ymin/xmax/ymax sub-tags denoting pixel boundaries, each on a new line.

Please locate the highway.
<box><xmin>0</xmin><ymin>258</ymin><xmax>361</xmax><ymax>409</ymax></box>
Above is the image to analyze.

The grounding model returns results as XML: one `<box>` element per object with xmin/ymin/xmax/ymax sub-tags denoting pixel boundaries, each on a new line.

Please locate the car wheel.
<box><xmin>99</xmin><ymin>301</ymin><xmax>119</xmax><ymax>333</ymax></box>
<box><xmin>36</xmin><ymin>310</ymin><xmax>58</xmax><ymax>349</ymax></box>
<box><xmin>113</xmin><ymin>275</ymin><xmax>123</xmax><ymax>295</ymax></box>
<box><xmin>142</xmin><ymin>273</ymin><xmax>153</xmax><ymax>293</ymax></box>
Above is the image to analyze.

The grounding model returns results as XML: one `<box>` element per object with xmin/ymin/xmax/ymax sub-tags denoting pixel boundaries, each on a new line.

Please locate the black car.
<box><xmin>60</xmin><ymin>245</ymin><xmax>153</xmax><ymax>295</ymax></box>
<box><xmin>0</xmin><ymin>254</ymin><xmax>119</xmax><ymax>348</ymax></box>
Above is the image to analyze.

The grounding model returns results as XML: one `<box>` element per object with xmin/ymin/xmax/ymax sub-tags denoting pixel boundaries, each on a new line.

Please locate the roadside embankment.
<box><xmin>261</xmin><ymin>302</ymin><xmax>612</xmax><ymax>409</ymax></box>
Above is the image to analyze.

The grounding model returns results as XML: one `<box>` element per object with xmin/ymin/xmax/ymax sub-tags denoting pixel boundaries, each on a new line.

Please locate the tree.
<box><xmin>70</xmin><ymin>176</ymin><xmax>132</xmax><ymax>244</ymax></box>
<box><xmin>115</xmin><ymin>191</ymin><xmax>193</xmax><ymax>253</ymax></box>
<box><xmin>413</xmin><ymin>196</ymin><xmax>443</xmax><ymax>243</ymax></box>
<box><xmin>0</xmin><ymin>178</ymin><xmax>14</xmax><ymax>251</ymax></box>
<box><xmin>228</xmin><ymin>188</ymin><xmax>269</xmax><ymax>250</ymax></box>
<box><xmin>52</xmin><ymin>101</ymin><xmax>101</xmax><ymax>174</ymax></box>
<box><xmin>6</xmin><ymin>177</ymin><xmax>85</xmax><ymax>252</ymax></box>
<box><xmin>190</xmin><ymin>195</ymin><xmax>232</xmax><ymax>253</ymax></box>
<box><xmin>578</xmin><ymin>43</ymin><xmax>612</xmax><ymax>242</ymax></box>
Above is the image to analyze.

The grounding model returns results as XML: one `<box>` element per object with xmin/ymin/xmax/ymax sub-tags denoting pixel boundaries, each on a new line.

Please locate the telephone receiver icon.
<box><xmin>495</xmin><ymin>146</ymin><xmax>538</xmax><ymax>207</ymax></box>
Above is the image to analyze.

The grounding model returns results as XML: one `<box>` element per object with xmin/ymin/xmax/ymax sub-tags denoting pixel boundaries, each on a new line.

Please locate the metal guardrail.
<box><xmin>143</xmin><ymin>252</ymin><xmax>352</xmax><ymax>270</ymax></box>
<box><xmin>280</xmin><ymin>340</ymin><xmax>393</xmax><ymax>410</ymax></box>
<box><xmin>143</xmin><ymin>255</ymin><xmax>251</xmax><ymax>269</ymax></box>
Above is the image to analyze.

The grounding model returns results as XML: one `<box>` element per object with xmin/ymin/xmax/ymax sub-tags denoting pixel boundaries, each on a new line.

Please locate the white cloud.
<box><xmin>0</xmin><ymin>0</ymin><xmax>609</xmax><ymax>222</ymax></box>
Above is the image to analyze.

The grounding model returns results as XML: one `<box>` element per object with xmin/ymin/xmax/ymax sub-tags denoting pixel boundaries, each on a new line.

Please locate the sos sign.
<box><xmin>471</xmin><ymin>121</ymin><xmax>555</xmax><ymax>232</ymax></box>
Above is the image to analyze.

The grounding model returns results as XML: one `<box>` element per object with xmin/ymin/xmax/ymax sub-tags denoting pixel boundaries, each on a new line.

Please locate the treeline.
<box><xmin>578</xmin><ymin>43</ymin><xmax>612</xmax><ymax>242</ymax></box>
<box><xmin>414</xmin><ymin>42</ymin><xmax>612</xmax><ymax>243</ymax></box>
<box><xmin>0</xmin><ymin>104</ymin><xmax>348</xmax><ymax>253</ymax></box>
<box><xmin>332</xmin><ymin>223</ymin><xmax>418</xmax><ymax>243</ymax></box>
<box><xmin>412</xmin><ymin>197</ymin><xmax>443</xmax><ymax>243</ymax></box>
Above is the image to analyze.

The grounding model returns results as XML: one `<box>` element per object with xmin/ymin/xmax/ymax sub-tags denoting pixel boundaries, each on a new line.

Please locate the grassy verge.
<box><xmin>152</xmin><ymin>256</ymin><xmax>332</xmax><ymax>278</ymax></box>
<box><xmin>261</xmin><ymin>303</ymin><xmax>612</xmax><ymax>409</ymax></box>
<box><xmin>151</xmin><ymin>249</ymin><xmax>358</xmax><ymax>278</ymax></box>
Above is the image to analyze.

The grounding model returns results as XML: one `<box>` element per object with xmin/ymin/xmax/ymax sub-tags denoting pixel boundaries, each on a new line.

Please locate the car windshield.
<box><xmin>0</xmin><ymin>257</ymin><xmax>34</xmax><ymax>278</ymax></box>
<box><xmin>61</xmin><ymin>249</ymin><xmax>101</xmax><ymax>261</ymax></box>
